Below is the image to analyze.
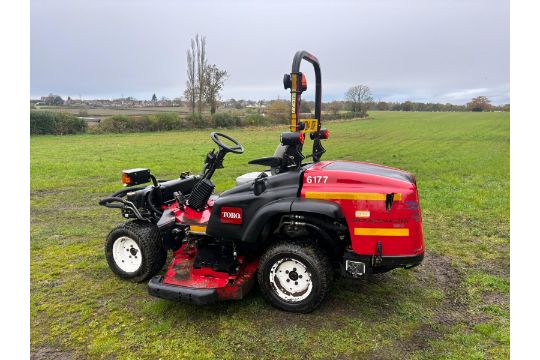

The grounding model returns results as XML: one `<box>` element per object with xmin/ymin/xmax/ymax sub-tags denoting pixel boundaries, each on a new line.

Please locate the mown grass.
<box><xmin>30</xmin><ymin>111</ymin><xmax>509</xmax><ymax>359</ymax></box>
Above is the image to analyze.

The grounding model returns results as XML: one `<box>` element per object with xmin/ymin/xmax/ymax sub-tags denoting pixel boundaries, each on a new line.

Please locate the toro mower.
<box><xmin>99</xmin><ymin>50</ymin><xmax>424</xmax><ymax>313</ymax></box>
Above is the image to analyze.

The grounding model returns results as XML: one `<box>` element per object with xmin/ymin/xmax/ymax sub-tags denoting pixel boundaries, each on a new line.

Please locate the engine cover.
<box><xmin>301</xmin><ymin>161</ymin><xmax>424</xmax><ymax>258</ymax></box>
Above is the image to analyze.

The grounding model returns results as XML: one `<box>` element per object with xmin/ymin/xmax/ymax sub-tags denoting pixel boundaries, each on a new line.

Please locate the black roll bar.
<box><xmin>291</xmin><ymin>50</ymin><xmax>322</xmax><ymax>128</ymax></box>
<box><xmin>285</xmin><ymin>50</ymin><xmax>326</xmax><ymax>162</ymax></box>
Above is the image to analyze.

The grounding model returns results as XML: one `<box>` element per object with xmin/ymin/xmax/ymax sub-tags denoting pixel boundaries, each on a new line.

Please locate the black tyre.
<box><xmin>105</xmin><ymin>221</ymin><xmax>167</xmax><ymax>283</ymax></box>
<box><xmin>257</xmin><ymin>240</ymin><xmax>333</xmax><ymax>313</ymax></box>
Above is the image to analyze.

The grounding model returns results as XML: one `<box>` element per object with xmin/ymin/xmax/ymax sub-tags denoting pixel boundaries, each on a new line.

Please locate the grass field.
<box><xmin>30</xmin><ymin>111</ymin><xmax>510</xmax><ymax>359</ymax></box>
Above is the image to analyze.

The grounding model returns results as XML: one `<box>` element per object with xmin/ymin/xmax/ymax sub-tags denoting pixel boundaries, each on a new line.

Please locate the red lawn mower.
<box><xmin>99</xmin><ymin>50</ymin><xmax>424</xmax><ymax>313</ymax></box>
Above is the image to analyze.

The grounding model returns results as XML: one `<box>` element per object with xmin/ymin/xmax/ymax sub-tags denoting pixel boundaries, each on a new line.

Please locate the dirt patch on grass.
<box><xmin>394</xmin><ymin>251</ymin><xmax>489</xmax><ymax>356</ymax></box>
<box><xmin>31</xmin><ymin>346</ymin><xmax>75</xmax><ymax>360</ymax></box>
<box><xmin>483</xmin><ymin>291</ymin><xmax>510</xmax><ymax>310</ymax></box>
<box><xmin>482</xmin><ymin>256</ymin><xmax>510</xmax><ymax>278</ymax></box>
<box><xmin>422</xmin><ymin>251</ymin><xmax>509</xmax><ymax>319</ymax></box>
<box><xmin>418</xmin><ymin>252</ymin><xmax>479</xmax><ymax>326</ymax></box>
<box><xmin>31</xmin><ymin>189</ymin><xmax>65</xmax><ymax>197</ymax></box>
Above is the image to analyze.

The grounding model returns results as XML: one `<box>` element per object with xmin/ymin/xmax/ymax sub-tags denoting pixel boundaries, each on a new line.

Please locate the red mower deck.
<box><xmin>149</xmin><ymin>244</ymin><xmax>258</xmax><ymax>304</ymax></box>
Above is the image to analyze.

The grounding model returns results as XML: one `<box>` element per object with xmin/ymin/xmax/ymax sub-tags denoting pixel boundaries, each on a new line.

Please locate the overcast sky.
<box><xmin>31</xmin><ymin>0</ymin><xmax>509</xmax><ymax>104</ymax></box>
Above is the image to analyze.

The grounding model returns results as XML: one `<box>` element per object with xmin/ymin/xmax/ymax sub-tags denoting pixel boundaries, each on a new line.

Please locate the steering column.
<box><xmin>188</xmin><ymin>132</ymin><xmax>244</xmax><ymax>211</ymax></box>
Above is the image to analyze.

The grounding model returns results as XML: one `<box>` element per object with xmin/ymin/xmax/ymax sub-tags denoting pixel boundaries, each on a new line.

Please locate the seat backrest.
<box><xmin>272</xmin><ymin>143</ymin><xmax>287</xmax><ymax>158</ymax></box>
<box><xmin>271</xmin><ymin>143</ymin><xmax>304</xmax><ymax>175</ymax></box>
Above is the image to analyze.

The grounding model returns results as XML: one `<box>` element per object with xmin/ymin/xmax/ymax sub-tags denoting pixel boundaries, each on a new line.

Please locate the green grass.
<box><xmin>31</xmin><ymin>111</ymin><xmax>509</xmax><ymax>359</ymax></box>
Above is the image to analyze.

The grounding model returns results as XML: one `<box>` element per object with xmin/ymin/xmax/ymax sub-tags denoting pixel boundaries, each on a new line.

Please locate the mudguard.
<box><xmin>207</xmin><ymin>171</ymin><xmax>302</xmax><ymax>241</ymax></box>
<box><xmin>290</xmin><ymin>198</ymin><xmax>343</xmax><ymax>219</ymax></box>
<box><xmin>241</xmin><ymin>198</ymin><xmax>294</xmax><ymax>243</ymax></box>
<box><xmin>240</xmin><ymin>198</ymin><xmax>344</xmax><ymax>243</ymax></box>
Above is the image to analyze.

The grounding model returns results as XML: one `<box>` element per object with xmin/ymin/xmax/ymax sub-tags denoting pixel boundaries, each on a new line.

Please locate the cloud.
<box><xmin>30</xmin><ymin>0</ymin><xmax>509</xmax><ymax>104</ymax></box>
<box><xmin>442</xmin><ymin>88</ymin><xmax>490</xmax><ymax>101</ymax></box>
<box><xmin>438</xmin><ymin>84</ymin><xmax>510</xmax><ymax>104</ymax></box>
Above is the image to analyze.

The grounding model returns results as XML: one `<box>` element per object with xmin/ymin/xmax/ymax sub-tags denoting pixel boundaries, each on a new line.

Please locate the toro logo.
<box><xmin>220</xmin><ymin>207</ymin><xmax>243</xmax><ymax>224</ymax></box>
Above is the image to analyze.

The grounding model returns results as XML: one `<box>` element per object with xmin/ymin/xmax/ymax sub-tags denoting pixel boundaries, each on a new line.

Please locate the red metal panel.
<box><xmin>162</xmin><ymin>244</ymin><xmax>259</xmax><ymax>300</ymax></box>
<box><xmin>301</xmin><ymin>161</ymin><xmax>425</xmax><ymax>257</ymax></box>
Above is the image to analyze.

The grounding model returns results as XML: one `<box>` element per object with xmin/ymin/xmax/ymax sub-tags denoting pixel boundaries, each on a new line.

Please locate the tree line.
<box><xmin>340</xmin><ymin>86</ymin><xmax>508</xmax><ymax>115</ymax></box>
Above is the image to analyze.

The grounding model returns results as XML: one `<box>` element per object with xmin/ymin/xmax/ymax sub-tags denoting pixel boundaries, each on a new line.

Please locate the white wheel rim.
<box><xmin>269</xmin><ymin>257</ymin><xmax>313</xmax><ymax>302</ymax></box>
<box><xmin>112</xmin><ymin>236</ymin><xmax>142</xmax><ymax>273</ymax></box>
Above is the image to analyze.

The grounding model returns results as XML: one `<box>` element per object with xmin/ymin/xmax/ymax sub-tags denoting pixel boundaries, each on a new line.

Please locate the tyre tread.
<box><xmin>257</xmin><ymin>239</ymin><xmax>333</xmax><ymax>313</ymax></box>
<box><xmin>105</xmin><ymin>221</ymin><xmax>167</xmax><ymax>283</ymax></box>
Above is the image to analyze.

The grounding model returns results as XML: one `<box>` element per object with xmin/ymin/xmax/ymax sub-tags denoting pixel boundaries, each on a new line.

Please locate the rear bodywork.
<box><xmin>302</xmin><ymin>161</ymin><xmax>424</xmax><ymax>272</ymax></box>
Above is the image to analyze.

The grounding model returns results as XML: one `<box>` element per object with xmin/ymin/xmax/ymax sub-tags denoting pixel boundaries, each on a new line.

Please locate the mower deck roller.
<box><xmin>99</xmin><ymin>50</ymin><xmax>424</xmax><ymax>313</ymax></box>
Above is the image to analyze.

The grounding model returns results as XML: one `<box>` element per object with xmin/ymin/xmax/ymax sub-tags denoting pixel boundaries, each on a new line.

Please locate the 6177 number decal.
<box><xmin>306</xmin><ymin>175</ymin><xmax>328</xmax><ymax>184</ymax></box>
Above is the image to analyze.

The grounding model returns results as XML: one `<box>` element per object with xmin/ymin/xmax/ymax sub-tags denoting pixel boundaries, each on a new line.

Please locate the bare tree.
<box><xmin>185</xmin><ymin>35</ymin><xmax>229</xmax><ymax>115</ymax></box>
<box><xmin>467</xmin><ymin>96</ymin><xmax>491</xmax><ymax>112</ymax></box>
<box><xmin>266</xmin><ymin>100</ymin><xmax>290</xmax><ymax>124</ymax></box>
<box><xmin>345</xmin><ymin>85</ymin><xmax>373</xmax><ymax>117</ymax></box>
<box><xmin>327</xmin><ymin>101</ymin><xmax>344</xmax><ymax>115</ymax></box>
<box><xmin>184</xmin><ymin>38</ymin><xmax>197</xmax><ymax>113</ymax></box>
<box><xmin>204</xmin><ymin>64</ymin><xmax>228</xmax><ymax>114</ymax></box>
<box><xmin>195</xmin><ymin>34</ymin><xmax>207</xmax><ymax>114</ymax></box>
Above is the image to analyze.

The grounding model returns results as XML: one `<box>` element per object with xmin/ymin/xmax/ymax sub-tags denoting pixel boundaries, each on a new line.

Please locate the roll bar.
<box><xmin>284</xmin><ymin>50</ymin><xmax>326</xmax><ymax>162</ymax></box>
<box><xmin>291</xmin><ymin>50</ymin><xmax>322</xmax><ymax>129</ymax></box>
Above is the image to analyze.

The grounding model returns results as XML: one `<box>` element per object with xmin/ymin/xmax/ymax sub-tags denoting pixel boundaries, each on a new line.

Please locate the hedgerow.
<box><xmin>30</xmin><ymin>111</ymin><xmax>87</xmax><ymax>135</ymax></box>
<box><xmin>32</xmin><ymin>110</ymin><xmax>361</xmax><ymax>135</ymax></box>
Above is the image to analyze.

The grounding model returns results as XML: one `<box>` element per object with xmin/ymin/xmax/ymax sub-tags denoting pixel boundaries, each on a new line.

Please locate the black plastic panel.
<box><xmin>206</xmin><ymin>170</ymin><xmax>303</xmax><ymax>242</ymax></box>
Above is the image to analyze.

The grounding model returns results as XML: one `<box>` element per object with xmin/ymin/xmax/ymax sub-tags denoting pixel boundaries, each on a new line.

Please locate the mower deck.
<box><xmin>148</xmin><ymin>244</ymin><xmax>258</xmax><ymax>304</ymax></box>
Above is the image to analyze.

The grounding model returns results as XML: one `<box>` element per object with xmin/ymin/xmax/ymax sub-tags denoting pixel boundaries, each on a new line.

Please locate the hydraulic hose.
<box><xmin>98</xmin><ymin>197</ymin><xmax>146</xmax><ymax>221</ymax></box>
<box><xmin>145</xmin><ymin>190</ymin><xmax>163</xmax><ymax>217</ymax></box>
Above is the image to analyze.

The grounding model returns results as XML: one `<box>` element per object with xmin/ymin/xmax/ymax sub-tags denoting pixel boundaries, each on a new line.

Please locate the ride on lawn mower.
<box><xmin>99</xmin><ymin>50</ymin><xmax>424</xmax><ymax>313</ymax></box>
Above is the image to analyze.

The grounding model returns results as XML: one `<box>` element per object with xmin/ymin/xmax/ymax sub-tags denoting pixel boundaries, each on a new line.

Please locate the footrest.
<box><xmin>148</xmin><ymin>275</ymin><xmax>218</xmax><ymax>305</ymax></box>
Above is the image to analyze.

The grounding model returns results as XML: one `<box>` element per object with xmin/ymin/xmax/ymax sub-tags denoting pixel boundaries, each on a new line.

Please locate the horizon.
<box><xmin>29</xmin><ymin>94</ymin><xmax>508</xmax><ymax>106</ymax></box>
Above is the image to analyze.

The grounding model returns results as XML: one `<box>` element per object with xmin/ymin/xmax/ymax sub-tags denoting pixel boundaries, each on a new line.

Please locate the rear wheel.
<box><xmin>105</xmin><ymin>221</ymin><xmax>167</xmax><ymax>282</ymax></box>
<box><xmin>258</xmin><ymin>240</ymin><xmax>333</xmax><ymax>313</ymax></box>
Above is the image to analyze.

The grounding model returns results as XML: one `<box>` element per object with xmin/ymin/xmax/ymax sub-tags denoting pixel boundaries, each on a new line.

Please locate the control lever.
<box><xmin>253</xmin><ymin>177</ymin><xmax>267</xmax><ymax>196</ymax></box>
<box><xmin>173</xmin><ymin>191</ymin><xmax>186</xmax><ymax>209</ymax></box>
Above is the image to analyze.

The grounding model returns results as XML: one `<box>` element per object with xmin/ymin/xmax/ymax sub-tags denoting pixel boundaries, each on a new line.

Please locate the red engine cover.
<box><xmin>302</xmin><ymin>161</ymin><xmax>425</xmax><ymax>257</ymax></box>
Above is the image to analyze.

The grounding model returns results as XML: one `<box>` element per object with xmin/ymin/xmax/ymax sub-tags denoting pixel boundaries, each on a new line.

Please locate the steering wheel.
<box><xmin>210</xmin><ymin>132</ymin><xmax>245</xmax><ymax>154</ymax></box>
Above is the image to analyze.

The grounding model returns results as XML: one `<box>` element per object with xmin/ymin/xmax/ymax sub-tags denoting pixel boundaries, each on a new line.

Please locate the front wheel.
<box><xmin>258</xmin><ymin>241</ymin><xmax>333</xmax><ymax>313</ymax></box>
<box><xmin>105</xmin><ymin>221</ymin><xmax>167</xmax><ymax>283</ymax></box>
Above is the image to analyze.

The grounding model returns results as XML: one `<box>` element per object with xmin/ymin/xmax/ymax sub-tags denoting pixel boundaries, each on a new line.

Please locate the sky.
<box><xmin>30</xmin><ymin>0</ymin><xmax>509</xmax><ymax>104</ymax></box>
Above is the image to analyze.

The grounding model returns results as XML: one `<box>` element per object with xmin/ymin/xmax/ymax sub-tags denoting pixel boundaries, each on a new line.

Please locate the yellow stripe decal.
<box><xmin>305</xmin><ymin>192</ymin><xmax>402</xmax><ymax>201</ymax></box>
<box><xmin>354</xmin><ymin>228</ymin><xmax>409</xmax><ymax>237</ymax></box>
<box><xmin>190</xmin><ymin>225</ymin><xmax>207</xmax><ymax>233</ymax></box>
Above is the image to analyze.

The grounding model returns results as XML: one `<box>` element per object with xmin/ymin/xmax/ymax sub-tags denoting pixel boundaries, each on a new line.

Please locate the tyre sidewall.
<box><xmin>259</xmin><ymin>248</ymin><xmax>324</xmax><ymax>312</ymax></box>
<box><xmin>105</xmin><ymin>226</ymin><xmax>147</xmax><ymax>281</ymax></box>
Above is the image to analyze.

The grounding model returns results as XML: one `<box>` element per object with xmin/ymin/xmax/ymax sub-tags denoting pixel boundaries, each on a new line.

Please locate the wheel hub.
<box><xmin>288</xmin><ymin>271</ymin><xmax>299</xmax><ymax>281</ymax></box>
<box><xmin>112</xmin><ymin>236</ymin><xmax>142</xmax><ymax>273</ymax></box>
<box><xmin>269</xmin><ymin>258</ymin><xmax>312</xmax><ymax>302</ymax></box>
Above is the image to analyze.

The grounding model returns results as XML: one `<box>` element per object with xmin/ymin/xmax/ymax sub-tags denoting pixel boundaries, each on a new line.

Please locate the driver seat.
<box><xmin>236</xmin><ymin>143</ymin><xmax>302</xmax><ymax>186</ymax></box>
<box><xmin>249</xmin><ymin>142</ymin><xmax>303</xmax><ymax>174</ymax></box>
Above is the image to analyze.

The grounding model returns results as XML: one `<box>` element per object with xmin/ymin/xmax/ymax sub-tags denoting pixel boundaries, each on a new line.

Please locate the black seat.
<box><xmin>248</xmin><ymin>157</ymin><xmax>282</xmax><ymax>167</ymax></box>
<box><xmin>248</xmin><ymin>143</ymin><xmax>303</xmax><ymax>175</ymax></box>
